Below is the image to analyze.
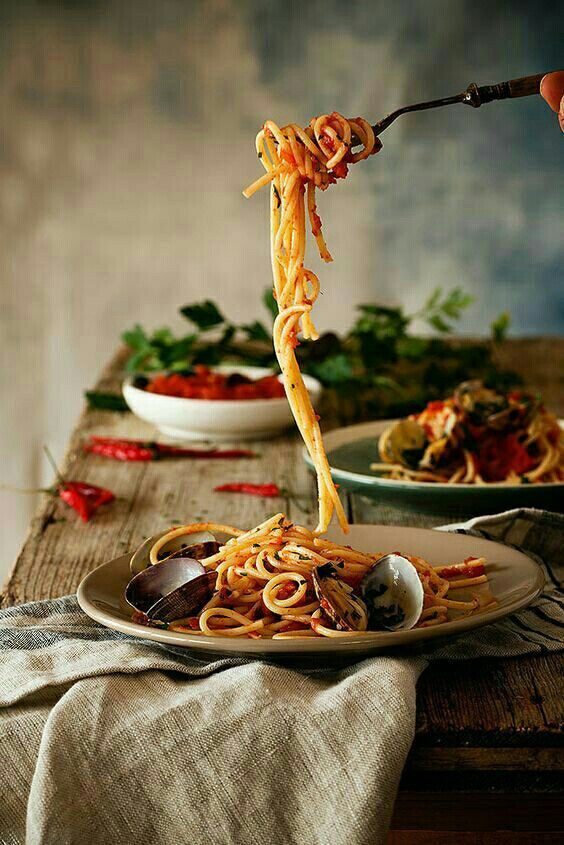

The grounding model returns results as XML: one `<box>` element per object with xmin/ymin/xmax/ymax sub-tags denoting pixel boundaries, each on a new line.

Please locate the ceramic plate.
<box><xmin>304</xmin><ymin>420</ymin><xmax>564</xmax><ymax>514</ymax></box>
<box><xmin>123</xmin><ymin>365</ymin><xmax>321</xmax><ymax>442</ymax></box>
<box><xmin>77</xmin><ymin>524</ymin><xmax>543</xmax><ymax>657</ymax></box>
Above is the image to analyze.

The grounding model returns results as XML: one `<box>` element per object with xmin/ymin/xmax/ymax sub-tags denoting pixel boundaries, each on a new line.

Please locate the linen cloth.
<box><xmin>0</xmin><ymin>508</ymin><xmax>562</xmax><ymax>845</ymax></box>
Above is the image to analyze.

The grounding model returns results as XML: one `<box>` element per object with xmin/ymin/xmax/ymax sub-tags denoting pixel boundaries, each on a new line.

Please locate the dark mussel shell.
<box><xmin>125</xmin><ymin>556</ymin><xmax>217</xmax><ymax>623</ymax></box>
<box><xmin>312</xmin><ymin>563</ymin><xmax>368</xmax><ymax>632</ymax></box>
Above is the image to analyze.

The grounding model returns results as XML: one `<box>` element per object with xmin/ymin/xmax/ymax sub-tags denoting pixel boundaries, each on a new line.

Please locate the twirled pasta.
<box><xmin>243</xmin><ymin>113</ymin><xmax>380</xmax><ymax>533</ymax></box>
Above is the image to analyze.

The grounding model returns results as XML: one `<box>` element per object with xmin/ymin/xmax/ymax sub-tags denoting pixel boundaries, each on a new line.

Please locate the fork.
<box><xmin>370</xmin><ymin>72</ymin><xmax>550</xmax><ymax>136</ymax></box>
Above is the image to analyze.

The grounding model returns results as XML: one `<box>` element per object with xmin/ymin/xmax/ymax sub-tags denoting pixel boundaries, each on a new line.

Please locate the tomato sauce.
<box><xmin>146</xmin><ymin>366</ymin><xmax>286</xmax><ymax>401</ymax></box>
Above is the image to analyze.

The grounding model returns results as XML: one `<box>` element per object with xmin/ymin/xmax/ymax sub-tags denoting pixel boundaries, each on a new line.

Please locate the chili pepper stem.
<box><xmin>0</xmin><ymin>484</ymin><xmax>56</xmax><ymax>495</ymax></box>
<box><xmin>43</xmin><ymin>445</ymin><xmax>66</xmax><ymax>486</ymax></box>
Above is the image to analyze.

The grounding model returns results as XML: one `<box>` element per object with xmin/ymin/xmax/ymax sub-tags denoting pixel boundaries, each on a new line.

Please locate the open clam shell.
<box><xmin>125</xmin><ymin>556</ymin><xmax>217</xmax><ymax>623</ymax></box>
<box><xmin>360</xmin><ymin>554</ymin><xmax>424</xmax><ymax>631</ymax></box>
<box><xmin>379</xmin><ymin>419</ymin><xmax>428</xmax><ymax>468</ymax></box>
<box><xmin>454</xmin><ymin>380</ymin><xmax>506</xmax><ymax>422</ymax></box>
<box><xmin>312</xmin><ymin>563</ymin><xmax>368</xmax><ymax>631</ymax></box>
<box><xmin>130</xmin><ymin>530</ymin><xmax>219</xmax><ymax>575</ymax></box>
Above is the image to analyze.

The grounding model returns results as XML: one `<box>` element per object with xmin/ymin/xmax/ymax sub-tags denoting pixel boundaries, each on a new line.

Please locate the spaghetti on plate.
<box><xmin>371</xmin><ymin>381</ymin><xmax>563</xmax><ymax>484</ymax></box>
<box><xmin>140</xmin><ymin>514</ymin><xmax>492</xmax><ymax>639</ymax></box>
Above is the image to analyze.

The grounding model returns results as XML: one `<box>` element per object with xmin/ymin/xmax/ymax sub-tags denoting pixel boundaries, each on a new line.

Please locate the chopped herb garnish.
<box><xmin>85</xmin><ymin>391</ymin><xmax>129</xmax><ymax>412</ymax></box>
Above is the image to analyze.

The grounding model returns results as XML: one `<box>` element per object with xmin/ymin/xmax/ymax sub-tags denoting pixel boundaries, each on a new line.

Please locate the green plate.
<box><xmin>303</xmin><ymin>420</ymin><xmax>564</xmax><ymax>515</ymax></box>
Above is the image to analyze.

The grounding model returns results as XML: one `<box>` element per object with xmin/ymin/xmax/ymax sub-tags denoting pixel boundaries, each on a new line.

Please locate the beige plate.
<box><xmin>77</xmin><ymin>524</ymin><xmax>544</xmax><ymax>657</ymax></box>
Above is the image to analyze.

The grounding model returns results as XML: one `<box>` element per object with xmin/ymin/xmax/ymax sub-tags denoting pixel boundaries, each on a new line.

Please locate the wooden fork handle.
<box><xmin>466</xmin><ymin>73</ymin><xmax>546</xmax><ymax>107</ymax></box>
<box><xmin>505</xmin><ymin>73</ymin><xmax>545</xmax><ymax>98</ymax></box>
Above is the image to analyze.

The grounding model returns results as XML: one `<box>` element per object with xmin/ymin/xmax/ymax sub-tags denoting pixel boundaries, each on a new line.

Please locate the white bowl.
<box><xmin>122</xmin><ymin>365</ymin><xmax>322</xmax><ymax>442</ymax></box>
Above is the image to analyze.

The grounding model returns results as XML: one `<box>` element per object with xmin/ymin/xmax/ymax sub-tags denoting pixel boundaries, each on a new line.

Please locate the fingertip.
<box><xmin>540</xmin><ymin>70</ymin><xmax>564</xmax><ymax>112</ymax></box>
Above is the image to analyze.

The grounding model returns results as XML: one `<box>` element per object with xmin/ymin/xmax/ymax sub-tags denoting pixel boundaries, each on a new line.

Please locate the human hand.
<box><xmin>540</xmin><ymin>71</ymin><xmax>564</xmax><ymax>132</ymax></box>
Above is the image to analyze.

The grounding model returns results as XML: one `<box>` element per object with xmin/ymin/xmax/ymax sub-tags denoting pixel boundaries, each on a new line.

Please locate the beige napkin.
<box><xmin>0</xmin><ymin>616</ymin><xmax>422</xmax><ymax>845</ymax></box>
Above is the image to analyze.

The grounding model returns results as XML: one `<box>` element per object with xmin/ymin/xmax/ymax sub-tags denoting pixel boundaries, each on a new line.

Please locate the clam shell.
<box><xmin>454</xmin><ymin>381</ymin><xmax>506</xmax><ymax>420</ymax></box>
<box><xmin>360</xmin><ymin>554</ymin><xmax>424</xmax><ymax>631</ymax></box>
<box><xmin>130</xmin><ymin>530</ymin><xmax>218</xmax><ymax>575</ymax></box>
<box><xmin>380</xmin><ymin>419</ymin><xmax>428</xmax><ymax>468</ymax></box>
<box><xmin>125</xmin><ymin>556</ymin><xmax>217</xmax><ymax>622</ymax></box>
<box><xmin>312</xmin><ymin>563</ymin><xmax>368</xmax><ymax>631</ymax></box>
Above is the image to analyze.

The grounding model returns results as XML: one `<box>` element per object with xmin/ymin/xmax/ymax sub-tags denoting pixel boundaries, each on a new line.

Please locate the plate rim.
<box><xmin>304</xmin><ymin>418</ymin><xmax>564</xmax><ymax>492</ymax></box>
<box><xmin>77</xmin><ymin>524</ymin><xmax>545</xmax><ymax>655</ymax></box>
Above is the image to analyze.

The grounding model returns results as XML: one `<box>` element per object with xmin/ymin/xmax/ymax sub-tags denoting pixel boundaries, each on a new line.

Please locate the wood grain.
<box><xmin>406</xmin><ymin>746</ymin><xmax>563</xmax><ymax>771</ymax></box>
<box><xmin>390</xmin><ymin>792</ymin><xmax>564</xmax><ymax>831</ymax></box>
<box><xmin>2</xmin><ymin>341</ymin><xmax>563</xmax><ymax>820</ymax></box>
<box><xmin>388</xmin><ymin>831</ymin><xmax>562</xmax><ymax>844</ymax></box>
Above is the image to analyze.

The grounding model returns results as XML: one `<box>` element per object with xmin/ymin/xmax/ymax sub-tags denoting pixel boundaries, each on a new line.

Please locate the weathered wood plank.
<box><xmin>390</xmin><ymin>792</ymin><xmax>564</xmax><ymax>832</ymax></box>
<box><xmin>415</xmin><ymin>654</ymin><xmax>563</xmax><ymax>742</ymax></box>
<box><xmin>405</xmin><ymin>746</ymin><xmax>563</xmax><ymax>771</ymax></box>
<box><xmin>388</xmin><ymin>831</ymin><xmax>561</xmax><ymax>844</ymax></box>
<box><xmin>496</xmin><ymin>337</ymin><xmax>564</xmax><ymax>416</ymax></box>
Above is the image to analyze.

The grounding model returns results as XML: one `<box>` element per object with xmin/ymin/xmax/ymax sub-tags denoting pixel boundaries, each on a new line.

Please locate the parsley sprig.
<box><xmin>114</xmin><ymin>287</ymin><xmax>518</xmax><ymax>420</ymax></box>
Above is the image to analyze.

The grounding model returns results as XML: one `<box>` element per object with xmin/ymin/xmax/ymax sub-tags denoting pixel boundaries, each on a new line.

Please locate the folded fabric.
<box><xmin>0</xmin><ymin>508</ymin><xmax>562</xmax><ymax>845</ymax></box>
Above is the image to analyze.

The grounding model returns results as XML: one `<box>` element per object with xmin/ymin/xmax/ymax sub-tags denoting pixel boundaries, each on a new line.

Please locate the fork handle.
<box><xmin>466</xmin><ymin>73</ymin><xmax>545</xmax><ymax>107</ymax></box>
<box><xmin>504</xmin><ymin>73</ymin><xmax>545</xmax><ymax>98</ymax></box>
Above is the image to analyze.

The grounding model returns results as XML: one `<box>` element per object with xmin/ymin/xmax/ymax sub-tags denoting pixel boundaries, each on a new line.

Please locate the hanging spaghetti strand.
<box><xmin>244</xmin><ymin>112</ymin><xmax>381</xmax><ymax>533</ymax></box>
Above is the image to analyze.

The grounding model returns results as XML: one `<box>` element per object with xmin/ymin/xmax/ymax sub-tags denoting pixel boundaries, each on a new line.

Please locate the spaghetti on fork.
<box><xmin>243</xmin><ymin>113</ymin><xmax>380</xmax><ymax>533</ymax></box>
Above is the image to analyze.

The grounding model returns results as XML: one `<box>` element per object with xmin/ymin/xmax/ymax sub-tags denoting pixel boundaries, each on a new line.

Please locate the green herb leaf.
<box><xmin>180</xmin><ymin>300</ymin><xmax>225</xmax><ymax>330</ymax></box>
<box><xmin>125</xmin><ymin>349</ymin><xmax>158</xmax><ymax>372</ymax></box>
<box><xmin>309</xmin><ymin>354</ymin><xmax>353</xmax><ymax>385</ymax></box>
<box><xmin>263</xmin><ymin>287</ymin><xmax>278</xmax><ymax>319</ymax></box>
<box><xmin>418</xmin><ymin>287</ymin><xmax>474</xmax><ymax>333</ymax></box>
<box><xmin>491</xmin><ymin>311</ymin><xmax>510</xmax><ymax>344</ymax></box>
<box><xmin>84</xmin><ymin>391</ymin><xmax>129</xmax><ymax>412</ymax></box>
<box><xmin>241</xmin><ymin>321</ymin><xmax>271</xmax><ymax>343</ymax></box>
<box><xmin>427</xmin><ymin>314</ymin><xmax>451</xmax><ymax>333</ymax></box>
<box><xmin>152</xmin><ymin>327</ymin><xmax>175</xmax><ymax>344</ymax></box>
<box><xmin>396</xmin><ymin>336</ymin><xmax>429</xmax><ymax>360</ymax></box>
<box><xmin>122</xmin><ymin>324</ymin><xmax>150</xmax><ymax>351</ymax></box>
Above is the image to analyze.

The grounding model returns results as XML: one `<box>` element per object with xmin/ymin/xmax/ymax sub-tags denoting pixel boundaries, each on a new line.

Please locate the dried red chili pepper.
<box><xmin>84</xmin><ymin>436</ymin><xmax>256</xmax><ymax>462</ymax></box>
<box><xmin>43</xmin><ymin>446</ymin><xmax>115</xmax><ymax>523</ymax></box>
<box><xmin>58</xmin><ymin>481</ymin><xmax>115</xmax><ymax>522</ymax></box>
<box><xmin>214</xmin><ymin>482</ymin><xmax>281</xmax><ymax>497</ymax></box>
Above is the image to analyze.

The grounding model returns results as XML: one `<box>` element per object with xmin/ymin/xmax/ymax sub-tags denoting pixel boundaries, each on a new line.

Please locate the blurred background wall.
<box><xmin>1</xmin><ymin>0</ymin><xmax>562</xmax><ymax>577</ymax></box>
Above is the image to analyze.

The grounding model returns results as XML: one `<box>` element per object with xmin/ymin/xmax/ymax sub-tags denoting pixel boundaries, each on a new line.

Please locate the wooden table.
<box><xmin>3</xmin><ymin>340</ymin><xmax>563</xmax><ymax>844</ymax></box>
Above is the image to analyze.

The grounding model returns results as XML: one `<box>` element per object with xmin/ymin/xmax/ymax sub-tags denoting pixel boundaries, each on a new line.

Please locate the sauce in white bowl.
<box><xmin>122</xmin><ymin>365</ymin><xmax>322</xmax><ymax>442</ymax></box>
